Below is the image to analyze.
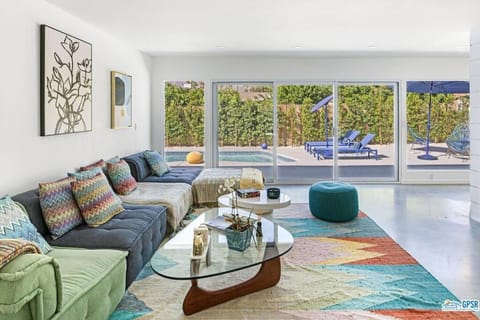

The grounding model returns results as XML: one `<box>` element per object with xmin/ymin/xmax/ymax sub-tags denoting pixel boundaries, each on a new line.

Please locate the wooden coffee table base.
<box><xmin>182</xmin><ymin>256</ymin><xmax>281</xmax><ymax>315</ymax></box>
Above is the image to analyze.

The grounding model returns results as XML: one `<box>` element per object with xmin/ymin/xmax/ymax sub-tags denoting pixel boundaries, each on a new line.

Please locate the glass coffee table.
<box><xmin>150</xmin><ymin>207</ymin><xmax>294</xmax><ymax>315</ymax></box>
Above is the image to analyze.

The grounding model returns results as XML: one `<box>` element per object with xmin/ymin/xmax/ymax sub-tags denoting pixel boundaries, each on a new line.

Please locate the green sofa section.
<box><xmin>0</xmin><ymin>247</ymin><xmax>127</xmax><ymax>320</ymax></box>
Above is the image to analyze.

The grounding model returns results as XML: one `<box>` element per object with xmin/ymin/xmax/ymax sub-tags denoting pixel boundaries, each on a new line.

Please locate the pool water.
<box><xmin>165</xmin><ymin>151</ymin><xmax>295</xmax><ymax>163</ymax></box>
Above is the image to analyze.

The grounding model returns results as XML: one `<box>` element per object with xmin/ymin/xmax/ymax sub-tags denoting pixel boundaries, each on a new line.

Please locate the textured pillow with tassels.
<box><xmin>0</xmin><ymin>239</ymin><xmax>41</xmax><ymax>269</ymax></box>
<box><xmin>39</xmin><ymin>177</ymin><xmax>83</xmax><ymax>239</ymax></box>
<box><xmin>107</xmin><ymin>159</ymin><xmax>137</xmax><ymax>195</ymax></box>
<box><xmin>71</xmin><ymin>173</ymin><xmax>124</xmax><ymax>227</ymax></box>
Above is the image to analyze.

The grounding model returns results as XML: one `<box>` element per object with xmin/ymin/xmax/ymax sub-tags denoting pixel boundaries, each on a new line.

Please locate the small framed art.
<box><xmin>111</xmin><ymin>71</ymin><xmax>132</xmax><ymax>129</ymax></box>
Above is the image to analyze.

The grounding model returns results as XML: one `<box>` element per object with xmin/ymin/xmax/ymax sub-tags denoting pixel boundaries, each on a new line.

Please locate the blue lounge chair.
<box><xmin>305</xmin><ymin>130</ymin><xmax>360</xmax><ymax>154</ymax></box>
<box><xmin>312</xmin><ymin>133</ymin><xmax>378</xmax><ymax>160</ymax></box>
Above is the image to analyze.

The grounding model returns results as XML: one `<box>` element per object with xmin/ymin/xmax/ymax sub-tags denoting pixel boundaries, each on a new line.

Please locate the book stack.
<box><xmin>236</xmin><ymin>188</ymin><xmax>260</xmax><ymax>199</ymax></box>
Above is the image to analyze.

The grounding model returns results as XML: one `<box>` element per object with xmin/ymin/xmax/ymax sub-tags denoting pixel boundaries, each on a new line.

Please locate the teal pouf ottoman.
<box><xmin>309</xmin><ymin>181</ymin><xmax>358</xmax><ymax>222</ymax></box>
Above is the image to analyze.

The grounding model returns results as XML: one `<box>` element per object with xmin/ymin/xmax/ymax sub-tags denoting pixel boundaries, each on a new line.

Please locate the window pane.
<box><xmin>406</xmin><ymin>81</ymin><xmax>469</xmax><ymax>170</ymax></box>
<box><xmin>164</xmin><ymin>81</ymin><xmax>205</xmax><ymax>167</ymax></box>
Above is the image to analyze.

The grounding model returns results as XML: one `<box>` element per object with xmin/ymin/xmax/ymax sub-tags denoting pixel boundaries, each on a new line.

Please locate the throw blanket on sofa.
<box><xmin>0</xmin><ymin>239</ymin><xmax>41</xmax><ymax>269</ymax></box>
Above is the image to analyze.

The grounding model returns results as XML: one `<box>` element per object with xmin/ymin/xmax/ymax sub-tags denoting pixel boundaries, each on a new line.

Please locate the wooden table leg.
<box><xmin>182</xmin><ymin>256</ymin><xmax>281</xmax><ymax>315</ymax></box>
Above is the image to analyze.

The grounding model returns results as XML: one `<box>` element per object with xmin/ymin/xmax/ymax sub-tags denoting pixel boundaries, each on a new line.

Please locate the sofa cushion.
<box><xmin>0</xmin><ymin>253</ymin><xmax>60</xmax><ymax>320</ymax></box>
<box><xmin>38</xmin><ymin>177</ymin><xmax>83</xmax><ymax>239</ymax></box>
<box><xmin>144</xmin><ymin>151</ymin><xmax>170</xmax><ymax>176</ymax></box>
<box><xmin>68</xmin><ymin>166</ymin><xmax>103</xmax><ymax>181</ymax></box>
<box><xmin>0</xmin><ymin>196</ymin><xmax>51</xmax><ymax>254</ymax></box>
<box><xmin>48</xmin><ymin>247</ymin><xmax>127</xmax><ymax>319</ymax></box>
<box><xmin>123</xmin><ymin>152</ymin><xmax>153</xmax><ymax>181</ymax></box>
<box><xmin>107</xmin><ymin>159</ymin><xmax>137</xmax><ymax>195</ymax></box>
<box><xmin>48</xmin><ymin>204</ymin><xmax>167</xmax><ymax>287</ymax></box>
<box><xmin>12</xmin><ymin>190</ymin><xmax>49</xmax><ymax>237</ymax></box>
<box><xmin>142</xmin><ymin>167</ymin><xmax>202</xmax><ymax>185</ymax></box>
<box><xmin>71</xmin><ymin>173</ymin><xmax>124</xmax><ymax>227</ymax></box>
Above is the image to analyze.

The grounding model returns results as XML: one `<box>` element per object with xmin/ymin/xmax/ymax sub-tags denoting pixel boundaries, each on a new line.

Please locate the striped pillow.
<box><xmin>0</xmin><ymin>196</ymin><xmax>52</xmax><ymax>254</ymax></box>
<box><xmin>69</xmin><ymin>166</ymin><xmax>103</xmax><ymax>181</ymax></box>
<box><xmin>39</xmin><ymin>177</ymin><xmax>83</xmax><ymax>239</ymax></box>
<box><xmin>107</xmin><ymin>160</ymin><xmax>137</xmax><ymax>195</ymax></box>
<box><xmin>80</xmin><ymin>159</ymin><xmax>106</xmax><ymax>172</ymax></box>
<box><xmin>144</xmin><ymin>151</ymin><xmax>170</xmax><ymax>176</ymax></box>
<box><xmin>71</xmin><ymin>173</ymin><xmax>124</xmax><ymax>227</ymax></box>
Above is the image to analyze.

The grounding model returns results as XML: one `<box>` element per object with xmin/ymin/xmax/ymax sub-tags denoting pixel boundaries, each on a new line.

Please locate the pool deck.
<box><xmin>165</xmin><ymin>144</ymin><xmax>469</xmax><ymax>168</ymax></box>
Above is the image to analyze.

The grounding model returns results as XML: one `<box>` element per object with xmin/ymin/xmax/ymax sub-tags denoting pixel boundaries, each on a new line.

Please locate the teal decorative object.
<box><xmin>309</xmin><ymin>181</ymin><xmax>358</xmax><ymax>222</ymax></box>
<box><xmin>225</xmin><ymin>227</ymin><xmax>253</xmax><ymax>252</ymax></box>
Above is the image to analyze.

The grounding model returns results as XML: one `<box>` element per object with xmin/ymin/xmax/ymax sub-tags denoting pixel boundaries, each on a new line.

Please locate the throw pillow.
<box><xmin>0</xmin><ymin>196</ymin><xmax>52</xmax><ymax>254</ymax></box>
<box><xmin>107</xmin><ymin>160</ymin><xmax>137</xmax><ymax>195</ymax></box>
<box><xmin>71</xmin><ymin>173</ymin><xmax>124</xmax><ymax>227</ymax></box>
<box><xmin>144</xmin><ymin>151</ymin><xmax>170</xmax><ymax>176</ymax></box>
<box><xmin>39</xmin><ymin>177</ymin><xmax>83</xmax><ymax>239</ymax></box>
<box><xmin>69</xmin><ymin>166</ymin><xmax>103</xmax><ymax>181</ymax></box>
<box><xmin>80</xmin><ymin>159</ymin><xmax>106</xmax><ymax>172</ymax></box>
<box><xmin>0</xmin><ymin>239</ymin><xmax>41</xmax><ymax>269</ymax></box>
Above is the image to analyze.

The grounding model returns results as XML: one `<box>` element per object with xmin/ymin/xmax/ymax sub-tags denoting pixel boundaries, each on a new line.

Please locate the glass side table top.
<box><xmin>150</xmin><ymin>207</ymin><xmax>294</xmax><ymax>280</ymax></box>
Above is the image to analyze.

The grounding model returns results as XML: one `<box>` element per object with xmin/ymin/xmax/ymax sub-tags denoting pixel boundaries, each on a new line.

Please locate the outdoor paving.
<box><xmin>166</xmin><ymin>144</ymin><xmax>469</xmax><ymax>168</ymax></box>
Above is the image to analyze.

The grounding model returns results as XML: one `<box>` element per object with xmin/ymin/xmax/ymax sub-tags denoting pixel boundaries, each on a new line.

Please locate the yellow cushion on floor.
<box><xmin>240</xmin><ymin>168</ymin><xmax>264</xmax><ymax>189</ymax></box>
<box><xmin>186</xmin><ymin>151</ymin><xmax>203</xmax><ymax>164</ymax></box>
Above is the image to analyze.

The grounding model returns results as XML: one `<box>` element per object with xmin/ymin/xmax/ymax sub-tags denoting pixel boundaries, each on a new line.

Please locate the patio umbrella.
<box><xmin>310</xmin><ymin>95</ymin><xmax>333</xmax><ymax>147</ymax></box>
<box><xmin>406</xmin><ymin>81</ymin><xmax>469</xmax><ymax>160</ymax></box>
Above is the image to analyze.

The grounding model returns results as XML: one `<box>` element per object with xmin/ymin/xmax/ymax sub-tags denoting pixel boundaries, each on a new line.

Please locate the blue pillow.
<box><xmin>144</xmin><ymin>151</ymin><xmax>170</xmax><ymax>176</ymax></box>
<box><xmin>0</xmin><ymin>195</ymin><xmax>52</xmax><ymax>254</ymax></box>
<box><xmin>69</xmin><ymin>166</ymin><xmax>103</xmax><ymax>181</ymax></box>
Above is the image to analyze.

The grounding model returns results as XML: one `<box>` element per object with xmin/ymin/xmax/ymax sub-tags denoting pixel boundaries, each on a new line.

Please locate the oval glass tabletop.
<box><xmin>150</xmin><ymin>207</ymin><xmax>294</xmax><ymax>280</ymax></box>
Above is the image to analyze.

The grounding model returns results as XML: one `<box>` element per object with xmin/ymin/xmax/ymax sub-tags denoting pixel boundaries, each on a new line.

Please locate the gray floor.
<box><xmin>277</xmin><ymin>184</ymin><xmax>480</xmax><ymax>307</ymax></box>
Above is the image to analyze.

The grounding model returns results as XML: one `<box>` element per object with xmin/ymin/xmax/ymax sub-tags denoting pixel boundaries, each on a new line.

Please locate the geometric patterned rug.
<box><xmin>110</xmin><ymin>204</ymin><xmax>478</xmax><ymax>320</ymax></box>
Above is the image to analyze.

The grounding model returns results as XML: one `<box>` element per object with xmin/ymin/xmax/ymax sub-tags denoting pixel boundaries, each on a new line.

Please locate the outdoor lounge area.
<box><xmin>2</xmin><ymin>1</ymin><xmax>480</xmax><ymax>319</ymax></box>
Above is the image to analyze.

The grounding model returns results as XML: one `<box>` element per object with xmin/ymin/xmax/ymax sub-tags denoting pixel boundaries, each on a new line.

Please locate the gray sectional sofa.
<box><xmin>12</xmin><ymin>189</ymin><xmax>167</xmax><ymax>288</ymax></box>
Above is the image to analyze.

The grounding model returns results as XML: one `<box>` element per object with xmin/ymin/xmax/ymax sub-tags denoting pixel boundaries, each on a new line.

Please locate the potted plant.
<box><xmin>218</xmin><ymin>177</ymin><xmax>255</xmax><ymax>251</ymax></box>
<box><xmin>224</xmin><ymin>212</ymin><xmax>255</xmax><ymax>251</ymax></box>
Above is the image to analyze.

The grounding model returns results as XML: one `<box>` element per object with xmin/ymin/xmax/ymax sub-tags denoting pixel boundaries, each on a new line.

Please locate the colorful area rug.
<box><xmin>110</xmin><ymin>204</ymin><xmax>477</xmax><ymax>319</ymax></box>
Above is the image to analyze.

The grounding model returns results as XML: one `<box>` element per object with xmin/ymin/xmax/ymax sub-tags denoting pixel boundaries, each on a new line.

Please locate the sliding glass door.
<box><xmin>214</xmin><ymin>82</ymin><xmax>274</xmax><ymax>181</ymax></box>
<box><xmin>337</xmin><ymin>83</ymin><xmax>397</xmax><ymax>181</ymax></box>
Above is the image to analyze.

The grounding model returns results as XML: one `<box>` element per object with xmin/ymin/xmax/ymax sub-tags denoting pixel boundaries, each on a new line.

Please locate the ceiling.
<box><xmin>46</xmin><ymin>0</ymin><xmax>480</xmax><ymax>56</ymax></box>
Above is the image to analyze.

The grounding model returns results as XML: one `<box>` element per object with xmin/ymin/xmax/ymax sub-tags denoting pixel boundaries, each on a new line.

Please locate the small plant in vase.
<box><xmin>218</xmin><ymin>178</ymin><xmax>255</xmax><ymax>251</ymax></box>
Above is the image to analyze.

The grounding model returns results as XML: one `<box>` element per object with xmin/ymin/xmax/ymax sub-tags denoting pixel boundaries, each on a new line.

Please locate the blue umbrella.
<box><xmin>311</xmin><ymin>95</ymin><xmax>333</xmax><ymax>147</ymax></box>
<box><xmin>407</xmin><ymin>81</ymin><xmax>469</xmax><ymax>160</ymax></box>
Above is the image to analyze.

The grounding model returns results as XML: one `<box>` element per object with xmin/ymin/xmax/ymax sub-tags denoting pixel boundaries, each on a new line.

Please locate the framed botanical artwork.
<box><xmin>40</xmin><ymin>25</ymin><xmax>92</xmax><ymax>136</ymax></box>
<box><xmin>111</xmin><ymin>71</ymin><xmax>132</xmax><ymax>129</ymax></box>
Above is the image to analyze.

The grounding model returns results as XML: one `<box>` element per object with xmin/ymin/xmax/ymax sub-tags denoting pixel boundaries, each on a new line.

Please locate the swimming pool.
<box><xmin>165</xmin><ymin>151</ymin><xmax>295</xmax><ymax>163</ymax></box>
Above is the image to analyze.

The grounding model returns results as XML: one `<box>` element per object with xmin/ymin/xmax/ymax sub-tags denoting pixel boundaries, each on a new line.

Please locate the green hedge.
<box><xmin>165</xmin><ymin>83</ymin><xmax>469</xmax><ymax>147</ymax></box>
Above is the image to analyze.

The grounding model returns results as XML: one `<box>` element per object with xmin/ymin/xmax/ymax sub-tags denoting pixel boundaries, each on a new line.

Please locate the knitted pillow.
<box><xmin>0</xmin><ymin>196</ymin><xmax>52</xmax><ymax>254</ymax></box>
<box><xmin>0</xmin><ymin>239</ymin><xmax>41</xmax><ymax>269</ymax></box>
<box><xmin>144</xmin><ymin>151</ymin><xmax>170</xmax><ymax>176</ymax></box>
<box><xmin>39</xmin><ymin>177</ymin><xmax>83</xmax><ymax>239</ymax></box>
<box><xmin>80</xmin><ymin>159</ymin><xmax>106</xmax><ymax>172</ymax></box>
<box><xmin>71</xmin><ymin>173</ymin><xmax>124</xmax><ymax>227</ymax></box>
<box><xmin>70</xmin><ymin>166</ymin><xmax>103</xmax><ymax>181</ymax></box>
<box><xmin>107</xmin><ymin>160</ymin><xmax>137</xmax><ymax>195</ymax></box>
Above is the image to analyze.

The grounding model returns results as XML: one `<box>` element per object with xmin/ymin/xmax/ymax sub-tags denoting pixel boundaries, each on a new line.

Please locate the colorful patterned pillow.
<box><xmin>107</xmin><ymin>160</ymin><xmax>137</xmax><ymax>195</ymax></box>
<box><xmin>80</xmin><ymin>159</ymin><xmax>106</xmax><ymax>172</ymax></box>
<box><xmin>69</xmin><ymin>166</ymin><xmax>103</xmax><ymax>181</ymax></box>
<box><xmin>0</xmin><ymin>196</ymin><xmax>52</xmax><ymax>254</ymax></box>
<box><xmin>71</xmin><ymin>173</ymin><xmax>124</xmax><ymax>227</ymax></box>
<box><xmin>144</xmin><ymin>151</ymin><xmax>170</xmax><ymax>176</ymax></box>
<box><xmin>0</xmin><ymin>239</ymin><xmax>41</xmax><ymax>269</ymax></box>
<box><xmin>39</xmin><ymin>177</ymin><xmax>83</xmax><ymax>239</ymax></box>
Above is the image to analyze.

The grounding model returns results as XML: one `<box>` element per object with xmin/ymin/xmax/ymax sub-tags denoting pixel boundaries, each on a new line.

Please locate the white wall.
<box><xmin>0</xmin><ymin>0</ymin><xmax>152</xmax><ymax>194</ymax></box>
<box><xmin>151</xmin><ymin>55</ymin><xmax>469</xmax><ymax>182</ymax></box>
<box><xmin>470</xmin><ymin>27</ymin><xmax>480</xmax><ymax>224</ymax></box>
